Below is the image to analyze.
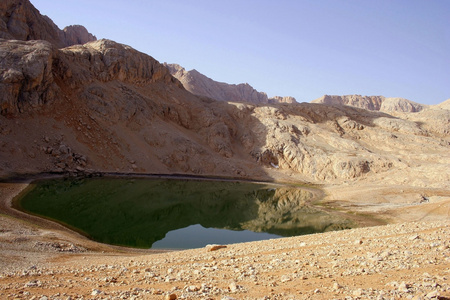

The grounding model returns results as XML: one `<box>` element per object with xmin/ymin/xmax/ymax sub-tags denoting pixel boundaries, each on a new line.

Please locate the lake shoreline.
<box><xmin>2</xmin><ymin>171</ymin><xmax>448</xmax><ymax>252</ymax></box>
<box><xmin>1</xmin><ymin>173</ymin><xmax>449</xmax><ymax>298</ymax></box>
<box><xmin>8</xmin><ymin>173</ymin><xmax>326</xmax><ymax>251</ymax></box>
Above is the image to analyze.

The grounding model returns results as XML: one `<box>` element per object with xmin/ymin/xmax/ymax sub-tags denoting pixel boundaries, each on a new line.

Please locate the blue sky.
<box><xmin>32</xmin><ymin>0</ymin><xmax>449</xmax><ymax>105</ymax></box>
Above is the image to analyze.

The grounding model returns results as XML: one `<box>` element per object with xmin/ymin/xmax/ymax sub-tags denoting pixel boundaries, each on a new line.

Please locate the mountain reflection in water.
<box><xmin>17</xmin><ymin>178</ymin><xmax>353</xmax><ymax>249</ymax></box>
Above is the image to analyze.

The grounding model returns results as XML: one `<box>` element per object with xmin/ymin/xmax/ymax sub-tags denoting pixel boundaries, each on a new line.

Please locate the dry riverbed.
<box><xmin>0</xmin><ymin>180</ymin><xmax>449</xmax><ymax>300</ymax></box>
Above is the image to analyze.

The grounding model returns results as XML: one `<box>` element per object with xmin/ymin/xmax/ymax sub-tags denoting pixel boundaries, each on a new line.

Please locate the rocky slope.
<box><xmin>1</xmin><ymin>36</ymin><xmax>449</xmax><ymax>189</ymax></box>
<box><xmin>0</xmin><ymin>0</ymin><xmax>449</xmax><ymax>187</ymax></box>
<box><xmin>312</xmin><ymin>94</ymin><xmax>426</xmax><ymax>113</ymax></box>
<box><xmin>165</xmin><ymin>63</ymin><xmax>297</xmax><ymax>104</ymax></box>
<box><xmin>0</xmin><ymin>0</ymin><xmax>96</xmax><ymax>48</ymax></box>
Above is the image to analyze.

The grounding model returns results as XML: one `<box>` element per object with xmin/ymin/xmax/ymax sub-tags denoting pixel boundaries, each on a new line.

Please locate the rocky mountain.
<box><xmin>61</xmin><ymin>25</ymin><xmax>97</xmax><ymax>47</ymax></box>
<box><xmin>312</xmin><ymin>95</ymin><xmax>426</xmax><ymax>113</ymax></box>
<box><xmin>165</xmin><ymin>63</ymin><xmax>297</xmax><ymax>104</ymax></box>
<box><xmin>0</xmin><ymin>0</ymin><xmax>96</xmax><ymax>48</ymax></box>
<box><xmin>0</xmin><ymin>0</ymin><xmax>449</xmax><ymax>190</ymax></box>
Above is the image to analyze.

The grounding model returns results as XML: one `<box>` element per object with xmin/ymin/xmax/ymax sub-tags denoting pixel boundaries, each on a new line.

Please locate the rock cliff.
<box><xmin>0</xmin><ymin>0</ymin><xmax>96</xmax><ymax>48</ymax></box>
<box><xmin>165</xmin><ymin>63</ymin><xmax>297</xmax><ymax>104</ymax></box>
<box><xmin>312</xmin><ymin>95</ymin><xmax>425</xmax><ymax>113</ymax></box>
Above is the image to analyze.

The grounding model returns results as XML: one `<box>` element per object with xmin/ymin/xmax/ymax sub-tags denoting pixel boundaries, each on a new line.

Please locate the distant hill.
<box><xmin>165</xmin><ymin>63</ymin><xmax>296</xmax><ymax>104</ymax></box>
<box><xmin>312</xmin><ymin>95</ymin><xmax>426</xmax><ymax>113</ymax></box>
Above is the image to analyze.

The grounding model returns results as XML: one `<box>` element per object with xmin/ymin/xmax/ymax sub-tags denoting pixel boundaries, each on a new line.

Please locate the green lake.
<box><xmin>16</xmin><ymin>177</ymin><xmax>354</xmax><ymax>249</ymax></box>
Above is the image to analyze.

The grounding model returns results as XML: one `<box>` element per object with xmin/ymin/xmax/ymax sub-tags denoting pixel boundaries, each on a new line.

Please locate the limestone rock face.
<box><xmin>0</xmin><ymin>38</ymin><xmax>180</xmax><ymax>115</ymax></box>
<box><xmin>380</xmin><ymin>97</ymin><xmax>425</xmax><ymax>113</ymax></box>
<box><xmin>165</xmin><ymin>63</ymin><xmax>297</xmax><ymax>104</ymax></box>
<box><xmin>0</xmin><ymin>39</ymin><xmax>57</xmax><ymax>115</ymax></box>
<box><xmin>312</xmin><ymin>95</ymin><xmax>385</xmax><ymax>110</ymax></box>
<box><xmin>312</xmin><ymin>95</ymin><xmax>425</xmax><ymax>113</ymax></box>
<box><xmin>0</xmin><ymin>0</ymin><xmax>96</xmax><ymax>47</ymax></box>
<box><xmin>58</xmin><ymin>39</ymin><xmax>179</xmax><ymax>87</ymax></box>
<box><xmin>269</xmin><ymin>96</ymin><xmax>297</xmax><ymax>104</ymax></box>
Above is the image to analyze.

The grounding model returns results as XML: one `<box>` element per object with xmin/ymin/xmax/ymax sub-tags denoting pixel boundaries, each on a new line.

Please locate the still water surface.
<box><xmin>17</xmin><ymin>178</ymin><xmax>353</xmax><ymax>249</ymax></box>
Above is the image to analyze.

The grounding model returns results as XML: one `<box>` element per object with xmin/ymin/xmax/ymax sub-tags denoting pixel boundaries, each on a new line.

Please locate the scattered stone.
<box><xmin>59</xmin><ymin>144</ymin><xmax>69</xmax><ymax>154</ymax></box>
<box><xmin>409</xmin><ymin>235</ymin><xmax>420</xmax><ymax>240</ymax></box>
<box><xmin>353</xmin><ymin>288</ymin><xmax>363</xmax><ymax>297</ymax></box>
<box><xmin>398</xmin><ymin>282</ymin><xmax>410</xmax><ymax>292</ymax></box>
<box><xmin>206</xmin><ymin>244</ymin><xmax>227</xmax><ymax>252</ymax></box>
<box><xmin>229</xmin><ymin>282</ymin><xmax>239</xmax><ymax>293</ymax></box>
<box><xmin>165</xmin><ymin>294</ymin><xmax>177</xmax><ymax>300</ymax></box>
<box><xmin>187</xmin><ymin>285</ymin><xmax>199</xmax><ymax>292</ymax></box>
<box><xmin>25</xmin><ymin>280</ymin><xmax>42</xmax><ymax>287</ymax></box>
<box><xmin>425</xmin><ymin>290</ymin><xmax>439</xmax><ymax>298</ymax></box>
<box><xmin>332</xmin><ymin>282</ymin><xmax>343</xmax><ymax>290</ymax></box>
<box><xmin>91</xmin><ymin>289</ymin><xmax>102</xmax><ymax>296</ymax></box>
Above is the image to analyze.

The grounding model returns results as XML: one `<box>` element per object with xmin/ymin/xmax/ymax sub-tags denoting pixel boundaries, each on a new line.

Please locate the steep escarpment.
<box><xmin>0</xmin><ymin>0</ymin><xmax>96</xmax><ymax>48</ymax></box>
<box><xmin>312</xmin><ymin>94</ymin><xmax>426</xmax><ymax>113</ymax></box>
<box><xmin>165</xmin><ymin>63</ymin><xmax>297</xmax><ymax>104</ymax></box>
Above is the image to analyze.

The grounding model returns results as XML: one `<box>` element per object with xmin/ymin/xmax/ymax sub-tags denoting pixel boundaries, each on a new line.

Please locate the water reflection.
<box><xmin>17</xmin><ymin>178</ymin><xmax>353</xmax><ymax>248</ymax></box>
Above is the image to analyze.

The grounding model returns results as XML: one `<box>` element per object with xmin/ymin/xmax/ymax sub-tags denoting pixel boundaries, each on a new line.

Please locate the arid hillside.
<box><xmin>1</xmin><ymin>28</ymin><xmax>449</xmax><ymax>190</ymax></box>
<box><xmin>2</xmin><ymin>34</ymin><xmax>449</xmax><ymax>187</ymax></box>
<box><xmin>1</xmin><ymin>1</ymin><xmax>449</xmax><ymax>189</ymax></box>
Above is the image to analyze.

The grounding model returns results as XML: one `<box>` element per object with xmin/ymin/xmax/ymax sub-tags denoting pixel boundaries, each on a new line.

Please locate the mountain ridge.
<box><xmin>0</xmin><ymin>0</ymin><xmax>448</xmax><ymax>190</ymax></box>
<box><xmin>312</xmin><ymin>94</ymin><xmax>426</xmax><ymax>113</ymax></box>
<box><xmin>165</xmin><ymin>63</ymin><xmax>297</xmax><ymax>104</ymax></box>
